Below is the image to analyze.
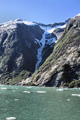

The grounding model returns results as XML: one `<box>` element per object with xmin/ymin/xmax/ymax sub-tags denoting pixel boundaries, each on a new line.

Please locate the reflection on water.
<box><xmin>0</xmin><ymin>85</ymin><xmax>80</xmax><ymax>120</ymax></box>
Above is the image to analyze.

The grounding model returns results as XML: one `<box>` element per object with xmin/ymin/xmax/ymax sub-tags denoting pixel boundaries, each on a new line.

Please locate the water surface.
<box><xmin>0</xmin><ymin>85</ymin><xmax>80</xmax><ymax>120</ymax></box>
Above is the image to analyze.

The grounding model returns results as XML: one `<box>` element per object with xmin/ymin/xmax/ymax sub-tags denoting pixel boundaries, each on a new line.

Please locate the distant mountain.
<box><xmin>0</xmin><ymin>18</ymin><xmax>68</xmax><ymax>85</ymax></box>
<box><xmin>32</xmin><ymin>14</ymin><xmax>80</xmax><ymax>88</ymax></box>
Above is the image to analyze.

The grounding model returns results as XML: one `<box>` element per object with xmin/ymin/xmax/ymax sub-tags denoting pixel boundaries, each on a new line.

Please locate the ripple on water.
<box><xmin>6</xmin><ymin>117</ymin><xmax>16</xmax><ymax>120</ymax></box>
<box><xmin>12</xmin><ymin>90</ymin><xmax>15</xmax><ymax>92</ymax></box>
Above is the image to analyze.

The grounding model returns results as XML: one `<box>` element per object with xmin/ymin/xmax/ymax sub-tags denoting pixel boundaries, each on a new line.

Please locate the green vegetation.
<box><xmin>32</xmin><ymin>17</ymin><xmax>80</xmax><ymax>87</ymax></box>
<box><xmin>3</xmin><ymin>70</ymin><xmax>31</xmax><ymax>85</ymax></box>
<box><xmin>68</xmin><ymin>80</ymin><xmax>80</xmax><ymax>88</ymax></box>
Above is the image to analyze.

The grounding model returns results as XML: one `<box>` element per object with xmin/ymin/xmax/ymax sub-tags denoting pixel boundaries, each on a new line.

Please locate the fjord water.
<box><xmin>0</xmin><ymin>86</ymin><xmax>80</xmax><ymax>120</ymax></box>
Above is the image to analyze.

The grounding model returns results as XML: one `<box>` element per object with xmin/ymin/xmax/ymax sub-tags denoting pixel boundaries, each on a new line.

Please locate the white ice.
<box><xmin>56</xmin><ymin>88</ymin><xmax>64</xmax><ymax>91</ymax></box>
<box><xmin>23</xmin><ymin>91</ymin><xmax>30</xmax><ymax>93</ymax></box>
<box><xmin>37</xmin><ymin>91</ymin><xmax>47</xmax><ymax>93</ymax></box>
<box><xmin>15</xmin><ymin>99</ymin><xmax>19</xmax><ymax>101</ymax></box>
<box><xmin>76</xmin><ymin>13</ymin><xmax>80</xmax><ymax>17</ymax></box>
<box><xmin>47</xmin><ymin>24</ymin><xmax>66</xmax><ymax>33</ymax></box>
<box><xmin>6</xmin><ymin>117</ymin><xmax>16</xmax><ymax>120</ymax></box>
<box><xmin>0</xmin><ymin>19</ymin><xmax>36</xmax><ymax>30</ymax></box>
<box><xmin>35</xmin><ymin>30</ymin><xmax>48</xmax><ymax>71</ymax></box>
<box><xmin>72</xmin><ymin>94</ymin><xmax>80</xmax><ymax>97</ymax></box>
<box><xmin>35</xmin><ymin>23</ymin><xmax>66</xmax><ymax>71</ymax></box>
<box><xmin>67</xmin><ymin>99</ymin><xmax>70</xmax><ymax>101</ymax></box>
<box><xmin>1</xmin><ymin>87</ymin><xmax>7</xmax><ymax>90</ymax></box>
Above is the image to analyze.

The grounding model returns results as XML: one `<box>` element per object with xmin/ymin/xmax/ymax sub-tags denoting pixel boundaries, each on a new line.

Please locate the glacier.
<box><xmin>35</xmin><ymin>24</ymin><xmax>66</xmax><ymax>71</ymax></box>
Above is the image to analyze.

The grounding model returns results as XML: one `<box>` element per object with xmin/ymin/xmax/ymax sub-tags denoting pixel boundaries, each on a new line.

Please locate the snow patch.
<box><xmin>76</xmin><ymin>13</ymin><xmax>80</xmax><ymax>17</ymax></box>
<box><xmin>35</xmin><ymin>30</ymin><xmax>47</xmax><ymax>71</ymax></box>
<box><xmin>47</xmin><ymin>24</ymin><xmax>66</xmax><ymax>33</ymax></box>
<box><xmin>46</xmin><ymin>38</ymin><xmax>56</xmax><ymax>45</ymax></box>
<box><xmin>35</xmin><ymin>23</ymin><xmax>66</xmax><ymax>71</ymax></box>
<box><xmin>0</xmin><ymin>19</ymin><xmax>36</xmax><ymax>30</ymax></box>
<box><xmin>35</xmin><ymin>38</ymin><xmax>41</xmax><ymax>46</ymax></box>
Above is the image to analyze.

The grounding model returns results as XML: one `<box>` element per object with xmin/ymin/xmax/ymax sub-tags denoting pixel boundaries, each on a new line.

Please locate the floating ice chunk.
<box><xmin>56</xmin><ymin>88</ymin><xmax>64</xmax><ymax>91</ymax></box>
<box><xmin>6</xmin><ymin>117</ymin><xmax>16</xmax><ymax>120</ymax></box>
<box><xmin>67</xmin><ymin>99</ymin><xmax>70</xmax><ymax>101</ymax></box>
<box><xmin>63</xmin><ymin>88</ymin><xmax>68</xmax><ymax>91</ymax></box>
<box><xmin>23</xmin><ymin>91</ymin><xmax>30</xmax><ymax>93</ymax></box>
<box><xmin>27</xmin><ymin>86</ymin><xmax>32</xmax><ymax>88</ymax></box>
<box><xmin>1</xmin><ymin>87</ymin><xmax>7</xmax><ymax>90</ymax></box>
<box><xmin>72</xmin><ymin>94</ymin><xmax>80</xmax><ymax>97</ymax></box>
<box><xmin>37</xmin><ymin>91</ymin><xmax>47</xmax><ymax>93</ymax></box>
<box><xmin>72</xmin><ymin>88</ymin><xmax>79</xmax><ymax>90</ymax></box>
<box><xmin>15</xmin><ymin>99</ymin><xmax>19</xmax><ymax>101</ymax></box>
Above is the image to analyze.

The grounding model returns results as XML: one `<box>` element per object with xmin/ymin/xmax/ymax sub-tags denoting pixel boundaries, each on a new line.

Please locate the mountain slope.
<box><xmin>0</xmin><ymin>20</ymin><xmax>44</xmax><ymax>84</ymax></box>
<box><xmin>32</xmin><ymin>14</ymin><xmax>80</xmax><ymax>87</ymax></box>
<box><xmin>0</xmin><ymin>19</ymin><xmax>66</xmax><ymax>85</ymax></box>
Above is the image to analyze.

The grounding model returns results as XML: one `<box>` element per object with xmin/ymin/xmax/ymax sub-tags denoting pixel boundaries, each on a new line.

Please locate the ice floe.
<box><xmin>37</xmin><ymin>91</ymin><xmax>47</xmax><ymax>93</ymax></box>
<box><xmin>0</xmin><ymin>87</ymin><xmax>7</xmax><ymax>90</ymax></box>
<box><xmin>23</xmin><ymin>91</ymin><xmax>30</xmax><ymax>93</ymax></box>
<box><xmin>67</xmin><ymin>99</ymin><xmax>70</xmax><ymax>101</ymax></box>
<box><xmin>15</xmin><ymin>99</ymin><xmax>19</xmax><ymax>101</ymax></box>
<box><xmin>72</xmin><ymin>94</ymin><xmax>80</xmax><ymax>97</ymax></box>
<box><xmin>6</xmin><ymin>117</ymin><xmax>16</xmax><ymax>120</ymax></box>
<box><xmin>56</xmin><ymin>88</ymin><xmax>64</xmax><ymax>91</ymax></box>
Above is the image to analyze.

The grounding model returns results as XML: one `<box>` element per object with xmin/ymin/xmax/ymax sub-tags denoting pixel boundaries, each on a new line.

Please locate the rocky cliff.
<box><xmin>0</xmin><ymin>20</ymin><xmax>44</xmax><ymax>84</ymax></box>
<box><xmin>0</xmin><ymin>19</ymin><xmax>66</xmax><ymax>85</ymax></box>
<box><xmin>32</xmin><ymin>14</ymin><xmax>80</xmax><ymax>87</ymax></box>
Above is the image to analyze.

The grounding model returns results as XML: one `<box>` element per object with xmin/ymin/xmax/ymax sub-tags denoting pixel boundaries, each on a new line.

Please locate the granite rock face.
<box><xmin>0</xmin><ymin>20</ymin><xmax>44</xmax><ymax>84</ymax></box>
<box><xmin>0</xmin><ymin>19</ymin><xmax>69</xmax><ymax>85</ymax></box>
<box><xmin>32</xmin><ymin>15</ymin><xmax>80</xmax><ymax>87</ymax></box>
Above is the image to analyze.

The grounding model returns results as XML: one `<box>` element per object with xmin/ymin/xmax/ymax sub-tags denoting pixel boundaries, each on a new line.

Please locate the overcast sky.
<box><xmin>0</xmin><ymin>0</ymin><xmax>80</xmax><ymax>24</ymax></box>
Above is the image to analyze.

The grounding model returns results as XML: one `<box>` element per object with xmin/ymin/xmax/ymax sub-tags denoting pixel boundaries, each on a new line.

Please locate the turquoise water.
<box><xmin>0</xmin><ymin>85</ymin><xmax>80</xmax><ymax>120</ymax></box>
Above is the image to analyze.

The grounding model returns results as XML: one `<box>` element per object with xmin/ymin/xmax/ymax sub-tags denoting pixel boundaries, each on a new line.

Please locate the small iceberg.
<box><xmin>67</xmin><ymin>99</ymin><xmax>70</xmax><ymax>101</ymax></box>
<box><xmin>23</xmin><ymin>91</ymin><xmax>30</xmax><ymax>93</ymax></box>
<box><xmin>15</xmin><ymin>99</ymin><xmax>19</xmax><ymax>101</ymax></box>
<box><xmin>6</xmin><ymin>117</ymin><xmax>16</xmax><ymax>120</ymax></box>
<box><xmin>56</xmin><ymin>88</ymin><xmax>64</xmax><ymax>91</ymax></box>
<box><xmin>72</xmin><ymin>94</ymin><xmax>80</xmax><ymax>97</ymax></box>
<box><xmin>37</xmin><ymin>91</ymin><xmax>47</xmax><ymax>93</ymax></box>
<box><xmin>26</xmin><ymin>86</ymin><xmax>32</xmax><ymax>88</ymax></box>
<box><xmin>1</xmin><ymin>87</ymin><xmax>7</xmax><ymax>90</ymax></box>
